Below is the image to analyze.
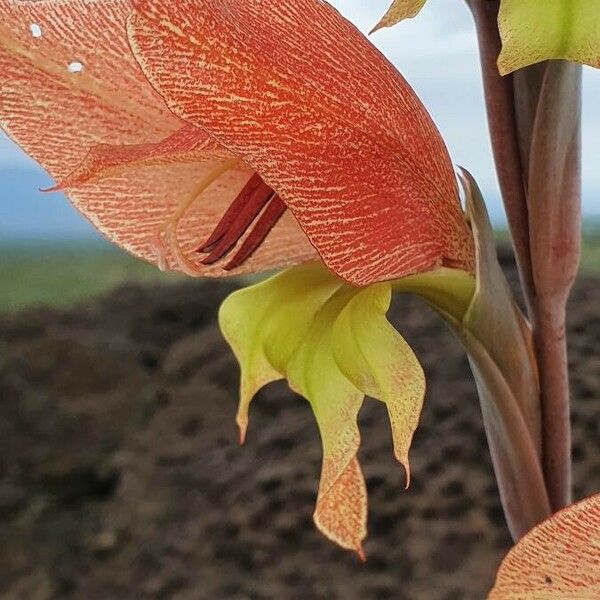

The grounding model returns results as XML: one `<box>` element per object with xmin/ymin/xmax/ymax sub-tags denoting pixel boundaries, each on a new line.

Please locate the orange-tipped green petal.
<box><xmin>286</xmin><ymin>287</ymin><xmax>367</xmax><ymax>555</ymax></box>
<box><xmin>498</xmin><ymin>0</ymin><xmax>600</xmax><ymax>74</ymax></box>
<box><xmin>220</xmin><ymin>265</ymin><xmax>366</xmax><ymax>552</ymax></box>
<box><xmin>128</xmin><ymin>0</ymin><xmax>475</xmax><ymax>286</ymax></box>
<box><xmin>371</xmin><ymin>0</ymin><xmax>427</xmax><ymax>33</ymax></box>
<box><xmin>332</xmin><ymin>283</ymin><xmax>425</xmax><ymax>485</ymax></box>
<box><xmin>218</xmin><ymin>263</ymin><xmax>343</xmax><ymax>442</ymax></box>
<box><xmin>488</xmin><ymin>493</ymin><xmax>600</xmax><ymax>599</ymax></box>
<box><xmin>0</xmin><ymin>0</ymin><xmax>315</xmax><ymax>276</ymax></box>
<box><xmin>219</xmin><ymin>261</ymin><xmax>427</xmax><ymax>553</ymax></box>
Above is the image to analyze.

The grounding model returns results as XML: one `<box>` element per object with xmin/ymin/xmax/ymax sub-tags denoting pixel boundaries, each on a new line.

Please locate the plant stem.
<box><xmin>525</xmin><ymin>61</ymin><xmax>582</xmax><ymax>511</ymax></box>
<box><xmin>531</xmin><ymin>300</ymin><xmax>571</xmax><ymax>509</ymax></box>
<box><xmin>466</xmin><ymin>0</ymin><xmax>535</xmax><ymax>311</ymax></box>
<box><xmin>467</xmin><ymin>1</ymin><xmax>582</xmax><ymax>513</ymax></box>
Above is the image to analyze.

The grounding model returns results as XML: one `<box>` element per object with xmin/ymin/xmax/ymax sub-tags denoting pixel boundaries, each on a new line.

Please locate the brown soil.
<box><xmin>0</xmin><ymin>251</ymin><xmax>598</xmax><ymax>600</ymax></box>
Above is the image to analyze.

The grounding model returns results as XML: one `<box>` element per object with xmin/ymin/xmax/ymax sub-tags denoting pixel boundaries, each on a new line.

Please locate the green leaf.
<box><xmin>498</xmin><ymin>0</ymin><xmax>600</xmax><ymax>74</ymax></box>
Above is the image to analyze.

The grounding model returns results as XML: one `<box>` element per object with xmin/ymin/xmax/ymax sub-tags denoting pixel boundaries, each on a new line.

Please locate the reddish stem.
<box><xmin>466</xmin><ymin>0</ymin><xmax>535</xmax><ymax>311</ymax></box>
<box><xmin>468</xmin><ymin>1</ymin><xmax>582</xmax><ymax>515</ymax></box>
<box><xmin>526</xmin><ymin>61</ymin><xmax>582</xmax><ymax>511</ymax></box>
<box><xmin>531</xmin><ymin>301</ymin><xmax>571</xmax><ymax>509</ymax></box>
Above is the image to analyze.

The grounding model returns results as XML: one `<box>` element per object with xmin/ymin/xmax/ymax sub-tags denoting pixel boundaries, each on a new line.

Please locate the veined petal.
<box><xmin>312</xmin><ymin>456</ymin><xmax>367</xmax><ymax>561</ymax></box>
<box><xmin>219</xmin><ymin>261</ymin><xmax>427</xmax><ymax>553</ymax></box>
<box><xmin>0</xmin><ymin>0</ymin><xmax>315</xmax><ymax>276</ymax></box>
<box><xmin>371</xmin><ymin>0</ymin><xmax>427</xmax><ymax>33</ymax></box>
<box><xmin>128</xmin><ymin>0</ymin><xmax>475</xmax><ymax>285</ymax></box>
<box><xmin>286</xmin><ymin>287</ymin><xmax>367</xmax><ymax>555</ymax></box>
<box><xmin>50</xmin><ymin>124</ymin><xmax>224</xmax><ymax>189</ymax></box>
<box><xmin>498</xmin><ymin>0</ymin><xmax>600</xmax><ymax>74</ymax></box>
<box><xmin>488</xmin><ymin>494</ymin><xmax>600</xmax><ymax>599</ymax></box>
<box><xmin>332</xmin><ymin>283</ymin><xmax>425</xmax><ymax>485</ymax></box>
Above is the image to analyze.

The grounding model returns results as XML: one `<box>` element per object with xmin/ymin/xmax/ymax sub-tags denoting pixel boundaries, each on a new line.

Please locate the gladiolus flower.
<box><xmin>126</xmin><ymin>0</ymin><xmax>475</xmax><ymax>286</ymax></box>
<box><xmin>0</xmin><ymin>0</ymin><xmax>314</xmax><ymax>277</ymax></box>
<box><xmin>1</xmin><ymin>0</ymin><xmax>480</xmax><ymax>555</ymax></box>
<box><xmin>0</xmin><ymin>0</ymin><xmax>474</xmax><ymax>286</ymax></box>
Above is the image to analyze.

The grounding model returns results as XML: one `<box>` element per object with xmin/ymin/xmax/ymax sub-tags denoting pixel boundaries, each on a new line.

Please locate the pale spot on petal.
<box><xmin>67</xmin><ymin>61</ymin><xmax>84</xmax><ymax>73</ymax></box>
<box><xmin>29</xmin><ymin>23</ymin><xmax>42</xmax><ymax>38</ymax></box>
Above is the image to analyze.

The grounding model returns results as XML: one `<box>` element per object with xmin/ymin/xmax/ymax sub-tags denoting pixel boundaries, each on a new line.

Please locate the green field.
<box><xmin>1</xmin><ymin>231</ymin><xmax>599</xmax><ymax>313</ymax></box>
<box><xmin>0</xmin><ymin>243</ymin><xmax>185</xmax><ymax>312</ymax></box>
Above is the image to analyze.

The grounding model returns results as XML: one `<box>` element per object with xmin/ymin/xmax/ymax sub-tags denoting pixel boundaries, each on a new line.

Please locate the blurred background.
<box><xmin>1</xmin><ymin>0</ymin><xmax>600</xmax><ymax>311</ymax></box>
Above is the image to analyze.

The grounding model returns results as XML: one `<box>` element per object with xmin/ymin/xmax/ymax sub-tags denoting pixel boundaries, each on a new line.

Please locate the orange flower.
<box><xmin>0</xmin><ymin>0</ymin><xmax>474</xmax><ymax>285</ymax></box>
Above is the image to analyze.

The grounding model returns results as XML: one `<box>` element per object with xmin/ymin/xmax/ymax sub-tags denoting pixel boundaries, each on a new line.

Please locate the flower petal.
<box><xmin>332</xmin><ymin>283</ymin><xmax>425</xmax><ymax>485</ymax></box>
<box><xmin>498</xmin><ymin>0</ymin><xmax>600</xmax><ymax>74</ymax></box>
<box><xmin>50</xmin><ymin>124</ymin><xmax>223</xmax><ymax>189</ymax></box>
<box><xmin>0</xmin><ymin>0</ymin><xmax>315</xmax><ymax>275</ymax></box>
<box><xmin>313</xmin><ymin>457</ymin><xmax>367</xmax><ymax>561</ymax></box>
<box><xmin>286</xmin><ymin>287</ymin><xmax>367</xmax><ymax>555</ymax></box>
<box><xmin>128</xmin><ymin>0</ymin><xmax>475</xmax><ymax>285</ymax></box>
<box><xmin>219</xmin><ymin>261</ymin><xmax>427</xmax><ymax>553</ymax></box>
<box><xmin>218</xmin><ymin>263</ymin><xmax>343</xmax><ymax>442</ymax></box>
<box><xmin>371</xmin><ymin>0</ymin><xmax>427</xmax><ymax>33</ymax></box>
<box><xmin>220</xmin><ymin>265</ymin><xmax>366</xmax><ymax>553</ymax></box>
<box><xmin>488</xmin><ymin>493</ymin><xmax>600</xmax><ymax>599</ymax></box>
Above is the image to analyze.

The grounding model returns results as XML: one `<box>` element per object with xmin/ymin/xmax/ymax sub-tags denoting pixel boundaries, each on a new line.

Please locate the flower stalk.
<box><xmin>524</xmin><ymin>61</ymin><xmax>582</xmax><ymax>511</ymax></box>
<box><xmin>468</xmin><ymin>0</ymin><xmax>583</xmax><ymax>516</ymax></box>
<box><xmin>466</xmin><ymin>0</ymin><xmax>535</xmax><ymax>310</ymax></box>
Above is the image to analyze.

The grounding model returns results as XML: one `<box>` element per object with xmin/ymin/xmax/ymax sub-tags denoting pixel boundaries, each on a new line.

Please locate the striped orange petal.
<box><xmin>0</xmin><ymin>0</ymin><xmax>315</xmax><ymax>276</ymax></box>
<box><xmin>489</xmin><ymin>494</ymin><xmax>600</xmax><ymax>598</ymax></box>
<box><xmin>128</xmin><ymin>0</ymin><xmax>475</xmax><ymax>286</ymax></box>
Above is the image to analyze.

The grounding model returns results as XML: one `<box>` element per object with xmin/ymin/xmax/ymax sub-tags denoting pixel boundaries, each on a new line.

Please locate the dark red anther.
<box><xmin>198</xmin><ymin>173</ymin><xmax>288</xmax><ymax>270</ymax></box>
<box><xmin>197</xmin><ymin>173</ymin><xmax>273</xmax><ymax>253</ymax></box>
<box><xmin>200</xmin><ymin>192</ymin><xmax>277</xmax><ymax>266</ymax></box>
<box><xmin>224</xmin><ymin>195</ymin><xmax>287</xmax><ymax>271</ymax></box>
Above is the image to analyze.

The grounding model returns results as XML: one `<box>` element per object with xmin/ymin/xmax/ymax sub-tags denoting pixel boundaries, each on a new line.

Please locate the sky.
<box><xmin>1</xmin><ymin>0</ymin><xmax>599</xmax><ymax>242</ymax></box>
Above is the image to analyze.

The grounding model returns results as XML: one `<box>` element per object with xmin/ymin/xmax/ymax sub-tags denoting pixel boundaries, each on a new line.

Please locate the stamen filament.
<box><xmin>197</xmin><ymin>173</ymin><xmax>270</xmax><ymax>252</ymax></box>
<box><xmin>200</xmin><ymin>189</ymin><xmax>276</xmax><ymax>265</ymax></box>
<box><xmin>171</xmin><ymin>158</ymin><xmax>237</xmax><ymax>226</ymax></box>
<box><xmin>224</xmin><ymin>195</ymin><xmax>287</xmax><ymax>271</ymax></box>
<box><xmin>154</xmin><ymin>158</ymin><xmax>237</xmax><ymax>273</ymax></box>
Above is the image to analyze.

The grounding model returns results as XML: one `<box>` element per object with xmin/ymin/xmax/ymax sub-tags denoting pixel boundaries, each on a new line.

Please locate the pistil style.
<box><xmin>153</xmin><ymin>158</ymin><xmax>237</xmax><ymax>275</ymax></box>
